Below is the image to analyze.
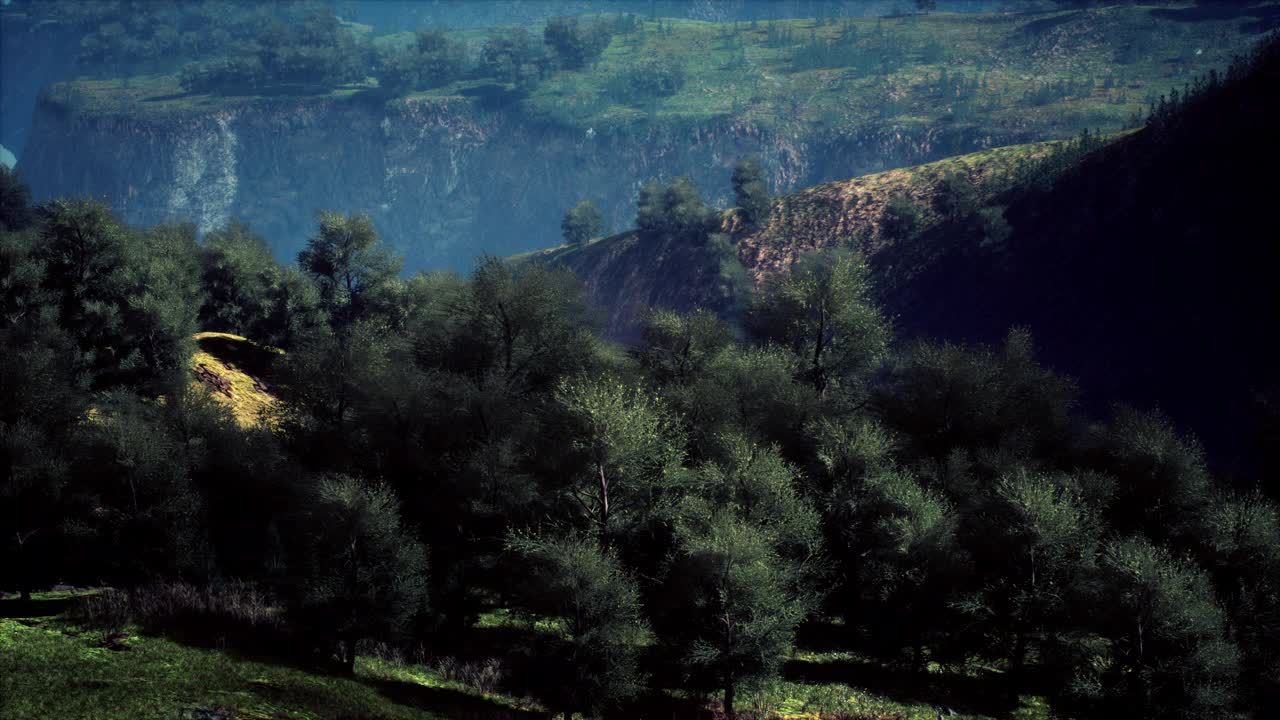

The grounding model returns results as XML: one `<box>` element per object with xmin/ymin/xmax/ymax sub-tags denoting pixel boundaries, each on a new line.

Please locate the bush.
<box><xmin>73</xmin><ymin>582</ymin><xmax>288</xmax><ymax>654</ymax></box>
<box><xmin>544</xmin><ymin>16</ymin><xmax>613</xmax><ymax>70</ymax></box>
<box><xmin>609</xmin><ymin>55</ymin><xmax>686</xmax><ymax>104</ymax></box>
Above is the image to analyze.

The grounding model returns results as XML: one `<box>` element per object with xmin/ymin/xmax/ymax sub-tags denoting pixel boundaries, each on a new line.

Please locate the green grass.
<box><xmin>46</xmin><ymin>5</ymin><xmax>1267</xmax><ymax>142</ymax></box>
<box><xmin>1</xmin><ymin>596</ymin><xmax>1050</xmax><ymax>720</ymax></box>
<box><xmin>0</xmin><ymin>594</ymin><xmax>530</xmax><ymax>720</ymax></box>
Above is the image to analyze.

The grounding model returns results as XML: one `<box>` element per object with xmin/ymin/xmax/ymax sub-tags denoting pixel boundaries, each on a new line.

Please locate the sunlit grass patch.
<box><xmin>190</xmin><ymin>331</ymin><xmax>281</xmax><ymax>428</ymax></box>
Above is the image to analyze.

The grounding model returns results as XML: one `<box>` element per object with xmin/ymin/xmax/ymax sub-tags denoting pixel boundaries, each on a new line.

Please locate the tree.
<box><xmin>748</xmin><ymin>251</ymin><xmax>891</xmax><ymax>401</ymax></box>
<box><xmin>506</xmin><ymin>533</ymin><xmax>647</xmax><ymax>719</ymax></box>
<box><xmin>199</xmin><ymin>220</ymin><xmax>281</xmax><ymax>338</ymax></box>
<box><xmin>657</xmin><ymin>516</ymin><xmax>808</xmax><ymax>718</ymax></box>
<box><xmin>449</xmin><ymin>257</ymin><xmax>597</xmax><ymax>394</ymax></box>
<box><xmin>691</xmin><ymin>435</ymin><xmax>823</xmax><ymax>572</ymax></box>
<box><xmin>0</xmin><ymin>319</ymin><xmax>85</xmax><ymax>600</ymax></box>
<box><xmin>635</xmin><ymin>176</ymin><xmax>719</xmax><ymax>243</ymax></box>
<box><xmin>561</xmin><ymin>200</ymin><xmax>604</xmax><ymax>246</ymax></box>
<box><xmin>731</xmin><ymin>158</ymin><xmax>771</xmax><ymax>230</ymax></box>
<box><xmin>1094</xmin><ymin>407</ymin><xmax>1213</xmax><ymax>546</ymax></box>
<box><xmin>639</xmin><ymin>308</ymin><xmax>733</xmax><ymax>387</ymax></box>
<box><xmin>481</xmin><ymin>27</ymin><xmax>544</xmax><ymax>87</ymax></box>
<box><xmin>259</xmin><ymin>266</ymin><xmax>325</xmax><ymax>350</ymax></box>
<box><xmin>276</xmin><ymin>319</ymin><xmax>398</xmax><ymax>463</ymax></box>
<box><xmin>286</xmin><ymin>475</ymin><xmax>428</xmax><ymax>673</ymax></box>
<box><xmin>555</xmin><ymin>376</ymin><xmax>684</xmax><ymax>541</ymax></box>
<box><xmin>822</xmin><ymin>451</ymin><xmax>970</xmax><ymax>672</ymax></box>
<box><xmin>298</xmin><ymin>211</ymin><xmax>402</xmax><ymax>330</ymax></box>
<box><xmin>0</xmin><ymin>166</ymin><xmax>34</xmax><ymax>232</ymax></box>
<box><xmin>879</xmin><ymin>193</ymin><xmax>920</xmax><ymax>240</ymax></box>
<box><xmin>69</xmin><ymin>390</ymin><xmax>207</xmax><ymax>585</ymax></box>
<box><xmin>379</xmin><ymin>29</ymin><xmax>466</xmax><ymax>93</ymax></box>
<box><xmin>872</xmin><ymin>328</ymin><xmax>1078</xmax><ymax>466</ymax></box>
<box><xmin>37</xmin><ymin>202</ymin><xmax>200</xmax><ymax>391</ymax></box>
<box><xmin>1198</xmin><ymin>492</ymin><xmax>1280</xmax><ymax>707</ymax></box>
<box><xmin>1069</xmin><ymin>538</ymin><xmax>1240</xmax><ymax>720</ymax></box>
<box><xmin>544</xmin><ymin>16</ymin><xmax>613</xmax><ymax>70</ymax></box>
<box><xmin>610</xmin><ymin>55</ymin><xmax>686</xmax><ymax>105</ymax></box>
<box><xmin>968</xmin><ymin>470</ymin><xmax>1101</xmax><ymax>689</ymax></box>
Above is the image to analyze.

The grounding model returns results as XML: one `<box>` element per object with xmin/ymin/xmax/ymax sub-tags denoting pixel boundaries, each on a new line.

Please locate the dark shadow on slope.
<box><xmin>196</xmin><ymin>333</ymin><xmax>278</xmax><ymax>380</ymax></box>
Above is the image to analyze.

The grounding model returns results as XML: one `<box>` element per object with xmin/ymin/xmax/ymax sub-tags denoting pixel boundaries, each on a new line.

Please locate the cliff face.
<box><xmin>20</xmin><ymin>93</ymin><xmax>1024</xmax><ymax>271</ymax></box>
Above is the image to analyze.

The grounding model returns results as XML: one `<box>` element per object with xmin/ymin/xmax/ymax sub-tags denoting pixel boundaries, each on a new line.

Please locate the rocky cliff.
<box><xmin>20</xmin><ymin>90</ymin><xmax>1028</xmax><ymax>272</ymax></box>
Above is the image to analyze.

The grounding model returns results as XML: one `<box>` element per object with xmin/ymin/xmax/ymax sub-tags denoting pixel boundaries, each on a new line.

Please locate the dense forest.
<box><xmin>4</xmin><ymin>3</ymin><xmax>1280</xmax><ymax>720</ymax></box>
<box><xmin>3</xmin><ymin>31</ymin><xmax>1280</xmax><ymax>720</ymax></box>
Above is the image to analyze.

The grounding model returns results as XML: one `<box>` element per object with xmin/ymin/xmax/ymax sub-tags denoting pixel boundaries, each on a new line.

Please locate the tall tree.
<box><xmin>555</xmin><ymin>376</ymin><xmax>684</xmax><ymax>541</ymax></box>
<box><xmin>507</xmin><ymin>533</ymin><xmax>647</xmax><ymax>719</ymax></box>
<box><xmin>286</xmin><ymin>475</ymin><xmax>428</xmax><ymax>673</ymax></box>
<box><xmin>198</xmin><ymin>220</ymin><xmax>281</xmax><ymax>338</ymax></box>
<box><xmin>1070</xmin><ymin>538</ymin><xmax>1240</xmax><ymax>720</ymax></box>
<box><xmin>658</xmin><ymin>515</ymin><xmax>809</xmax><ymax>718</ymax></box>
<box><xmin>749</xmin><ymin>251</ymin><xmax>890</xmax><ymax>401</ymax></box>
<box><xmin>298</xmin><ymin>212</ymin><xmax>402</xmax><ymax>330</ymax></box>
<box><xmin>731</xmin><ymin>158</ymin><xmax>771</xmax><ymax>230</ymax></box>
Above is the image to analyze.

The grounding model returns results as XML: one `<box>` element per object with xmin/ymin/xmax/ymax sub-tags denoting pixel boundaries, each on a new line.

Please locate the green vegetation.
<box><xmin>4</xmin><ymin>13</ymin><xmax>1280</xmax><ymax>720</ymax></box>
<box><xmin>40</xmin><ymin>4</ymin><xmax>1265</xmax><ymax>145</ymax></box>
<box><xmin>561</xmin><ymin>200</ymin><xmax>605</xmax><ymax>246</ymax></box>
<box><xmin>0</xmin><ymin>592</ymin><xmax>518</xmax><ymax>720</ymax></box>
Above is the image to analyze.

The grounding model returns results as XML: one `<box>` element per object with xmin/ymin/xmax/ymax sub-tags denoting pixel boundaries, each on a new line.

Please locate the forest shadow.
<box><xmin>370</xmin><ymin>677</ymin><xmax>543</xmax><ymax>720</ymax></box>
<box><xmin>789</xmin><ymin>620</ymin><xmax>1018</xmax><ymax>718</ymax></box>
<box><xmin>0</xmin><ymin>596</ymin><xmax>79</xmax><ymax>618</ymax></box>
<box><xmin>196</xmin><ymin>333</ymin><xmax>278</xmax><ymax>378</ymax></box>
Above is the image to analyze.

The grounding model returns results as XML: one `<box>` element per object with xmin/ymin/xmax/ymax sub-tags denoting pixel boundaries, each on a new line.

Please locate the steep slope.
<box><xmin>880</xmin><ymin>37</ymin><xmax>1280</xmax><ymax>476</ymax></box>
<box><xmin>538</xmin><ymin>138</ymin><xmax>1059</xmax><ymax>341</ymax></box>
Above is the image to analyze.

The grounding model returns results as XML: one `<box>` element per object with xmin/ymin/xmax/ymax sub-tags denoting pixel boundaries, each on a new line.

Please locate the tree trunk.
<box><xmin>341</xmin><ymin>636</ymin><xmax>358</xmax><ymax>674</ymax></box>
<box><xmin>724</xmin><ymin>682</ymin><xmax>735</xmax><ymax>719</ymax></box>
<box><xmin>1010</xmin><ymin>631</ymin><xmax>1027</xmax><ymax>700</ymax></box>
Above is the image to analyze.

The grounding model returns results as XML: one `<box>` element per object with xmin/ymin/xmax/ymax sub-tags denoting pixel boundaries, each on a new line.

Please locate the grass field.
<box><xmin>2</xmin><ymin>594</ymin><xmax>1050</xmax><ymax>720</ymax></box>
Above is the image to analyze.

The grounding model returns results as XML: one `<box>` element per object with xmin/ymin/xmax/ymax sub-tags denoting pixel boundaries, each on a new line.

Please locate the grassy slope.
<box><xmin>45</xmin><ymin>4</ymin><xmax>1266</xmax><ymax>141</ymax></box>
<box><xmin>0</xmin><ymin>599</ymin><xmax>503</xmax><ymax>720</ymax></box>
<box><xmin>190</xmin><ymin>332</ymin><xmax>279</xmax><ymax>428</ymax></box>
<box><xmin>523</xmin><ymin>137</ymin><xmax>1065</xmax><ymax>341</ymax></box>
<box><xmin>1</xmin><ymin>597</ymin><xmax>1047</xmax><ymax>720</ymax></box>
<box><xmin>730</xmin><ymin>137</ymin><xmax>1087</xmax><ymax>280</ymax></box>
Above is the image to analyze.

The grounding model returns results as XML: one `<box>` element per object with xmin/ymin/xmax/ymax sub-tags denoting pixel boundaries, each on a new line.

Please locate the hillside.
<box><xmin>533</xmin><ymin>137</ymin><xmax>1062</xmax><ymax>340</ymax></box>
<box><xmin>18</xmin><ymin>5</ymin><xmax>1271</xmax><ymax>271</ymax></box>
<box><xmin>543</xmin><ymin>33</ymin><xmax>1280</xmax><ymax>475</ymax></box>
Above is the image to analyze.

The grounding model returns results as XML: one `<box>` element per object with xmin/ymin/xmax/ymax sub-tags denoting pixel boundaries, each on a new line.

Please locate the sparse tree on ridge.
<box><xmin>561</xmin><ymin>199</ymin><xmax>604</xmax><ymax>246</ymax></box>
